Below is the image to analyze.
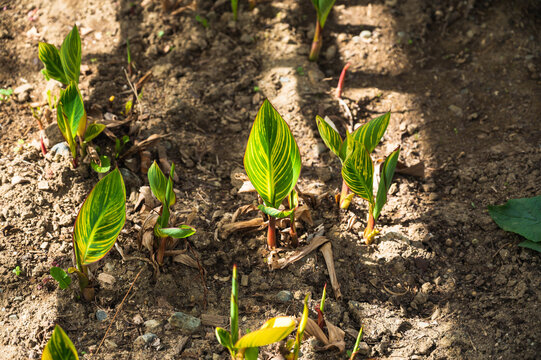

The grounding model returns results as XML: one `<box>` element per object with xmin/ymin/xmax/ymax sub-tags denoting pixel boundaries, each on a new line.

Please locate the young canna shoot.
<box><xmin>309</xmin><ymin>0</ymin><xmax>337</xmax><ymax>61</ymax></box>
<box><xmin>244</xmin><ymin>100</ymin><xmax>301</xmax><ymax>249</ymax></box>
<box><xmin>348</xmin><ymin>326</ymin><xmax>363</xmax><ymax>360</ymax></box>
<box><xmin>49</xmin><ymin>168</ymin><xmax>126</xmax><ymax>300</ymax></box>
<box><xmin>216</xmin><ymin>265</ymin><xmax>296</xmax><ymax>359</ymax></box>
<box><xmin>284</xmin><ymin>294</ymin><xmax>310</xmax><ymax>360</ymax></box>
<box><xmin>42</xmin><ymin>325</ymin><xmax>79</xmax><ymax>360</ymax></box>
<box><xmin>148</xmin><ymin>161</ymin><xmax>196</xmax><ymax>265</ymax></box>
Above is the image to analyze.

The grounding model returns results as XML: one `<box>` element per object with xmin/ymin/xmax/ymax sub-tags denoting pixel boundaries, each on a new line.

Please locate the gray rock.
<box><xmin>144</xmin><ymin>319</ymin><xmax>162</xmax><ymax>332</ymax></box>
<box><xmin>168</xmin><ymin>312</ymin><xmax>201</xmax><ymax>332</ymax></box>
<box><xmin>44</xmin><ymin>123</ymin><xmax>65</xmax><ymax>147</ymax></box>
<box><xmin>315</xmin><ymin>142</ymin><xmax>328</xmax><ymax>156</ymax></box>
<box><xmin>276</xmin><ymin>290</ymin><xmax>293</xmax><ymax>303</ymax></box>
<box><xmin>120</xmin><ymin>168</ymin><xmax>142</xmax><ymax>191</ymax></box>
<box><xmin>97</xmin><ymin>273</ymin><xmax>116</xmax><ymax>287</ymax></box>
<box><xmin>448</xmin><ymin>105</ymin><xmax>463</xmax><ymax>117</ymax></box>
<box><xmin>356</xmin><ymin>342</ymin><xmax>371</xmax><ymax>355</ymax></box>
<box><xmin>96</xmin><ymin>309</ymin><xmax>108</xmax><ymax>321</ymax></box>
<box><xmin>134</xmin><ymin>333</ymin><xmax>158</xmax><ymax>348</ymax></box>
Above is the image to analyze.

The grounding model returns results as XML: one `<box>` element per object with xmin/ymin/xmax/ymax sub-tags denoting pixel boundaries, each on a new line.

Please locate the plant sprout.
<box><xmin>348</xmin><ymin>326</ymin><xmax>363</xmax><ymax>360</ymax></box>
<box><xmin>309</xmin><ymin>0</ymin><xmax>337</xmax><ymax>61</ymax></box>
<box><xmin>148</xmin><ymin>161</ymin><xmax>196</xmax><ymax>265</ymax></box>
<box><xmin>244</xmin><ymin>100</ymin><xmax>301</xmax><ymax>249</ymax></box>
<box><xmin>231</xmin><ymin>0</ymin><xmax>238</xmax><ymax>21</ymax></box>
<box><xmin>284</xmin><ymin>294</ymin><xmax>309</xmax><ymax>360</ymax></box>
<box><xmin>42</xmin><ymin>325</ymin><xmax>79</xmax><ymax>360</ymax></box>
<box><xmin>216</xmin><ymin>265</ymin><xmax>296</xmax><ymax>359</ymax></box>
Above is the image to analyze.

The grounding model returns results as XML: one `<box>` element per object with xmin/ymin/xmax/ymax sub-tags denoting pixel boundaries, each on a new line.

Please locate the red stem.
<box><xmin>267</xmin><ymin>216</ymin><xmax>276</xmax><ymax>249</ymax></box>
<box><xmin>39</xmin><ymin>134</ymin><xmax>47</xmax><ymax>155</ymax></box>
<box><xmin>336</xmin><ymin>62</ymin><xmax>351</xmax><ymax>98</ymax></box>
<box><xmin>363</xmin><ymin>210</ymin><xmax>375</xmax><ymax>244</ymax></box>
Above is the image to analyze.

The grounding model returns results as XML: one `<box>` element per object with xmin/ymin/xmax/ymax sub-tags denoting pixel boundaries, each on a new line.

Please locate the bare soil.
<box><xmin>0</xmin><ymin>0</ymin><xmax>540</xmax><ymax>359</ymax></box>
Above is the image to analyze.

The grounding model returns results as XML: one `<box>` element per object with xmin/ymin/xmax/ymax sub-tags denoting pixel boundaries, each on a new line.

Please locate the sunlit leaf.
<box><xmin>316</xmin><ymin>115</ymin><xmax>342</xmax><ymax>160</ymax></box>
<box><xmin>50</xmin><ymin>267</ymin><xmax>71</xmax><ymax>290</ymax></box>
<box><xmin>235</xmin><ymin>316</ymin><xmax>296</xmax><ymax>349</ymax></box>
<box><xmin>90</xmin><ymin>155</ymin><xmax>111</xmax><ymax>174</ymax></box>
<box><xmin>373</xmin><ymin>147</ymin><xmax>400</xmax><ymax>220</ymax></box>
<box><xmin>73</xmin><ymin>168</ymin><xmax>126</xmax><ymax>266</ymax></box>
<box><xmin>258</xmin><ymin>204</ymin><xmax>295</xmax><ymax>219</ymax></box>
<box><xmin>155</xmin><ymin>225</ymin><xmax>196</xmax><ymax>239</ymax></box>
<box><xmin>60</xmin><ymin>25</ymin><xmax>81</xmax><ymax>84</ymax></box>
<box><xmin>56</xmin><ymin>103</ymin><xmax>77</xmax><ymax>159</ymax></box>
<box><xmin>215</xmin><ymin>327</ymin><xmax>233</xmax><ymax>350</ymax></box>
<box><xmin>38</xmin><ymin>42</ymin><xmax>68</xmax><ymax>85</ymax></box>
<box><xmin>244</xmin><ymin>100</ymin><xmax>301</xmax><ymax>208</ymax></box>
<box><xmin>293</xmin><ymin>294</ymin><xmax>310</xmax><ymax>358</ymax></box>
<box><xmin>41</xmin><ymin>325</ymin><xmax>79</xmax><ymax>360</ymax></box>
<box><xmin>351</xmin><ymin>112</ymin><xmax>390</xmax><ymax>154</ymax></box>
<box><xmin>60</xmin><ymin>83</ymin><xmax>84</xmax><ymax>137</ymax></box>
<box><xmin>341</xmin><ymin>136</ymin><xmax>373</xmax><ymax>203</ymax></box>
<box><xmin>245</xmin><ymin>347</ymin><xmax>259</xmax><ymax>360</ymax></box>
<box><xmin>84</xmin><ymin>123</ymin><xmax>105</xmax><ymax>143</ymax></box>
<box><xmin>148</xmin><ymin>161</ymin><xmax>175</xmax><ymax>207</ymax></box>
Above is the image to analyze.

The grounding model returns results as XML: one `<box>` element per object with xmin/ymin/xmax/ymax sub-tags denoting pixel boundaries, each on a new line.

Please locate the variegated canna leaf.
<box><xmin>258</xmin><ymin>204</ymin><xmax>295</xmax><ymax>219</ymax></box>
<box><xmin>73</xmin><ymin>168</ymin><xmax>126</xmax><ymax>266</ymax></box>
<box><xmin>38</xmin><ymin>42</ymin><xmax>69</xmax><ymax>85</ymax></box>
<box><xmin>351</xmin><ymin>112</ymin><xmax>390</xmax><ymax>154</ymax></box>
<box><xmin>244</xmin><ymin>100</ymin><xmax>301</xmax><ymax>209</ymax></box>
<box><xmin>148</xmin><ymin>161</ymin><xmax>176</xmax><ymax>207</ymax></box>
<box><xmin>56</xmin><ymin>103</ymin><xmax>77</xmax><ymax>159</ymax></box>
<box><xmin>234</xmin><ymin>316</ymin><xmax>296</xmax><ymax>349</ymax></box>
<box><xmin>60</xmin><ymin>25</ymin><xmax>81</xmax><ymax>84</ymax></box>
<box><xmin>316</xmin><ymin>115</ymin><xmax>342</xmax><ymax>160</ymax></box>
<box><xmin>373</xmin><ymin>147</ymin><xmax>400</xmax><ymax>220</ymax></box>
<box><xmin>41</xmin><ymin>325</ymin><xmax>79</xmax><ymax>360</ymax></box>
<box><xmin>60</xmin><ymin>82</ymin><xmax>84</xmax><ymax>137</ymax></box>
<box><xmin>341</xmin><ymin>136</ymin><xmax>373</xmax><ymax>203</ymax></box>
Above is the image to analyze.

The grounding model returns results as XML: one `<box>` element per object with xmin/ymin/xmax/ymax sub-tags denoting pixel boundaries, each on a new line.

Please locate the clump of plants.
<box><xmin>144</xmin><ymin>161</ymin><xmax>196</xmax><ymax>265</ymax></box>
<box><xmin>39</xmin><ymin>25</ymin><xmax>106</xmax><ymax>168</ymax></box>
<box><xmin>42</xmin><ymin>325</ymin><xmax>79</xmax><ymax>360</ymax></box>
<box><xmin>50</xmin><ymin>168</ymin><xmax>126</xmax><ymax>300</ymax></box>
<box><xmin>316</xmin><ymin>113</ymin><xmax>400</xmax><ymax>243</ymax></box>
<box><xmin>309</xmin><ymin>0</ymin><xmax>337</xmax><ymax>61</ymax></box>
<box><xmin>244</xmin><ymin>100</ymin><xmax>301</xmax><ymax>249</ymax></box>
<box><xmin>216</xmin><ymin>265</ymin><xmax>296</xmax><ymax>359</ymax></box>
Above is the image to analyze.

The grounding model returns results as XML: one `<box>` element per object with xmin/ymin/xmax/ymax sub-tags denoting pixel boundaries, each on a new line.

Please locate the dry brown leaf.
<box><xmin>296</xmin><ymin>205</ymin><xmax>314</xmax><ymax>226</ymax></box>
<box><xmin>238</xmin><ymin>180</ymin><xmax>257</xmax><ymax>193</ymax></box>
<box><xmin>221</xmin><ymin>217</ymin><xmax>265</xmax><ymax>238</ymax></box>
<box><xmin>139</xmin><ymin>213</ymin><xmax>158</xmax><ymax>253</ymax></box>
<box><xmin>172</xmin><ymin>253</ymin><xmax>199</xmax><ymax>269</ymax></box>
<box><xmin>320</xmin><ymin>242</ymin><xmax>342</xmax><ymax>300</ymax></box>
<box><xmin>303</xmin><ymin>318</ymin><xmax>345</xmax><ymax>352</ymax></box>
<box><xmin>157</xmin><ymin>144</ymin><xmax>179</xmax><ymax>182</ymax></box>
<box><xmin>268</xmin><ymin>236</ymin><xmax>329</xmax><ymax>270</ymax></box>
<box><xmin>121</xmin><ymin>134</ymin><xmax>169</xmax><ymax>159</ymax></box>
<box><xmin>231</xmin><ymin>204</ymin><xmax>259</xmax><ymax>223</ymax></box>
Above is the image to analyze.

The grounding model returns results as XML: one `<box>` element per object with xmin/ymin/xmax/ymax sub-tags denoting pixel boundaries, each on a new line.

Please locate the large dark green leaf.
<box><xmin>41</xmin><ymin>325</ymin><xmax>79</xmax><ymax>360</ymax></box>
<box><xmin>316</xmin><ymin>115</ymin><xmax>342</xmax><ymax>160</ymax></box>
<box><xmin>60</xmin><ymin>25</ymin><xmax>81</xmax><ymax>84</ymax></box>
<box><xmin>341</xmin><ymin>136</ymin><xmax>373</xmax><ymax>203</ymax></box>
<box><xmin>38</xmin><ymin>42</ymin><xmax>69</xmax><ymax>85</ymax></box>
<box><xmin>73</xmin><ymin>168</ymin><xmax>126</xmax><ymax>266</ymax></box>
<box><xmin>373</xmin><ymin>147</ymin><xmax>400</xmax><ymax>220</ymax></box>
<box><xmin>244</xmin><ymin>100</ymin><xmax>301</xmax><ymax>208</ymax></box>
<box><xmin>488</xmin><ymin>196</ymin><xmax>541</xmax><ymax>247</ymax></box>
<box><xmin>351</xmin><ymin>112</ymin><xmax>390</xmax><ymax>154</ymax></box>
<box><xmin>60</xmin><ymin>83</ymin><xmax>84</xmax><ymax>137</ymax></box>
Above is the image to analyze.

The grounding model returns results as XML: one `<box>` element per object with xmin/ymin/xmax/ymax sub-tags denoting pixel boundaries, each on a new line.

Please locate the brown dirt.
<box><xmin>0</xmin><ymin>0</ymin><xmax>540</xmax><ymax>359</ymax></box>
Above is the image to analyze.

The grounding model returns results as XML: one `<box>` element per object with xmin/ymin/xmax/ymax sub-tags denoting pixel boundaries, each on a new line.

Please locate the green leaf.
<box><xmin>245</xmin><ymin>347</ymin><xmax>259</xmax><ymax>360</ymax></box>
<box><xmin>316</xmin><ymin>115</ymin><xmax>342</xmax><ymax>160</ymax></box>
<box><xmin>90</xmin><ymin>155</ymin><xmax>111</xmax><ymax>174</ymax></box>
<box><xmin>148</xmin><ymin>161</ymin><xmax>176</xmax><ymax>207</ymax></box>
<box><xmin>38</xmin><ymin>42</ymin><xmax>69</xmax><ymax>85</ymax></box>
<box><xmin>56</xmin><ymin>103</ymin><xmax>77</xmax><ymax>159</ymax></box>
<box><xmin>234</xmin><ymin>316</ymin><xmax>296</xmax><ymax>349</ymax></box>
<box><xmin>311</xmin><ymin>0</ymin><xmax>337</xmax><ymax>28</ymax></box>
<box><xmin>341</xmin><ymin>136</ymin><xmax>373</xmax><ymax>203</ymax></box>
<box><xmin>293</xmin><ymin>294</ymin><xmax>310</xmax><ymax>358</ymax></box>
<box><xmin>288</xmin><ymin>189</ymin><xmax>298</xmax><ymax>210</ymax></box>
<box><xmin>488</xmin><ymin>196</ymin><xmax>541</xmax><ymax>243</ymax></box>
<box><xmin>67</xmin><ymin>267</ymin><xmax>89</xmax><ymax>290</ymax></box>
<box><xmin>215</xmin><ymin>327</ymin><xmax>233</xmax><ymax>350</ymax></box>
<box><xmin>50</xmin><ymin>267</ymin><xmax>71</xmax><ymax>290</ymax></box>
<box><xmin>60</xmin><ymin>83</ymin><xmax>84</xmax><ymax>137</ymax></box>
<box><xmin>73</xmin><ymin>168</ymin><xmax>126</xmax><ymax>266</ymax></box>
<box><xmin>155</xmin><ymin>225</ymin><xmax>196</xmax><ymax>239</ymax></box>
<box><xmin>244</xmin><ymin>100</ymin><xmax>301</xmax><ymax>208</ymax></box>
<box><xmin>84</xmin><ymin>123</ymin><xmax>106</xmax><ymax>143</ymax></box>
<box><xmin>351</xmin><ymin>112</ymin><xmax>390</xmax><ymax>154</ymax></box>
<box><xmin>519</xmin><ymin>240</ymin><xmax>541</xmax><ymax>253</ymax></box>
<box><xmin>373</xmin><ymin>147</ymin><xmax>400</xmax><ymax>220</ymax></box>
<box><xmin>60</xmin><ymin>25</ymin><xmax>81</xmax><ymax>84</ymax></box>
<box><xmin>231</xmin><ymin>264</ymin><xmax>239</xmax><ymax>345</ymax></box>
<box><xmin>231</xmin><ymin>0</ymin><xmax>238</xmax><ymax>21</ymax></box>
<box><xmin>258</xmin><ymin>204</ymin><xmax>295</xmax><ymax>219</ymax></box>
<box><xmin>41</xmin><ymin>325</ymin><xmax>79</xmax><ymax>360</ymax></box>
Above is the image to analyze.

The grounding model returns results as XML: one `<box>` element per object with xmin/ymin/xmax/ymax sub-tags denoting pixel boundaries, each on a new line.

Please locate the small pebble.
<box><xmin>40</xmin><ymin>242</ymin><xmax>49</xmax><ymax>250</ymax></box>
<box><xmin>37</xmin><ymin>181</ymin><xmax>49</xmax><ymax>190</ymax></box>
<box><xmin>168</xmin><ymin>312</ymin><xmax>201</xmax><ymax>332</ymax></box>
<box><xmin>96</xmin><ymin>309</ymin><xmax>108</xmax><ymax>321</ymax></box>
<box><xmin>9</xmin><ymin>314</ymin><xmax>18</xmax><ymax>321</ymax></box>
<box><xmin>276</xmin><ymin>290</ymin><xmax>293</xmax><ymax>303</ymax></box>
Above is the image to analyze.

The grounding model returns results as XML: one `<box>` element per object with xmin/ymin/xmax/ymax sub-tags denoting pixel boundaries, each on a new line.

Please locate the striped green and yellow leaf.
<box><xmin>60</xmin><ymin>25</ymin><xmax>81</xmax><ymax>84</ymax></box>
<box><xmin>84</xmin><ymin>123</ymin><xmax>106</xmax><ymax>143</ymax></box>
<box><xmin>373</xmin><ymin>147</ymin><xmax>400</xmax><ymax>220</ymax></box>
<box><xmin>56</xmin><ymin>103</ymin><xmax>77</xmax><ymax>159</ymax></box>
<box><xmin>342</xmin><ymin>135</ymin><xmax>373</xmax><ymax>203</ymax></box>
<box><xmin>351</xmin><ymin>112</ymin><xmax>390</xmax><ymax>154</ymax></box>
<box><xmin>42</xmin><ymin>325</ymin><xmax>79</xmax><ymax>360</ymax></box>
<box><xmin>234</xmin><ymin>316</ymin><xmax>296</xmax><ymax>349</ymax></box>
<box><xmin>244</xmin><ymin>100</ymin><xmax>301</xmax><ymax>208</ymax></box>
<box><xmin>148</xmin><ymin>161</ymin><xmax>176</xmax><ymax>207</ymax></box>
<box><xmin>60</xmin><ymin>83</ymin><xmax>84</xmax><ymax>137</ymax></box>
<box><xmin>316</xmin><ymin>115</ymin><xmax>342</xmax><ymax>160</ymax></box>
<box><xmin>38</xmin><ymin>42</ymin><xmax>69</xmax><ymax>85</ymax></box>
<box><xmin>73</xmin><ymin>168</ymin><xmax>126</xmax><ymax>267</ymax></box>
<box><xmin>215</xmin><ymin>327</ymin><xmax>233</xmax><ymax>351</ymax></box>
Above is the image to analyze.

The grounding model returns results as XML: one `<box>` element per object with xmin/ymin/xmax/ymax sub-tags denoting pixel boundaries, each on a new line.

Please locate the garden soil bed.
<box><xmin>1</xmin><ymin>0</ymin><xmax>540</xmax><ymax>359</ymax></box>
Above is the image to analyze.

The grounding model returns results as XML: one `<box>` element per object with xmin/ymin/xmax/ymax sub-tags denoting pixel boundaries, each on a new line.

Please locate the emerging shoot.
<box><xmin>309</xmin><ymin>0</ymin><xmax>337</xmax><ymax>61</ymax></box>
